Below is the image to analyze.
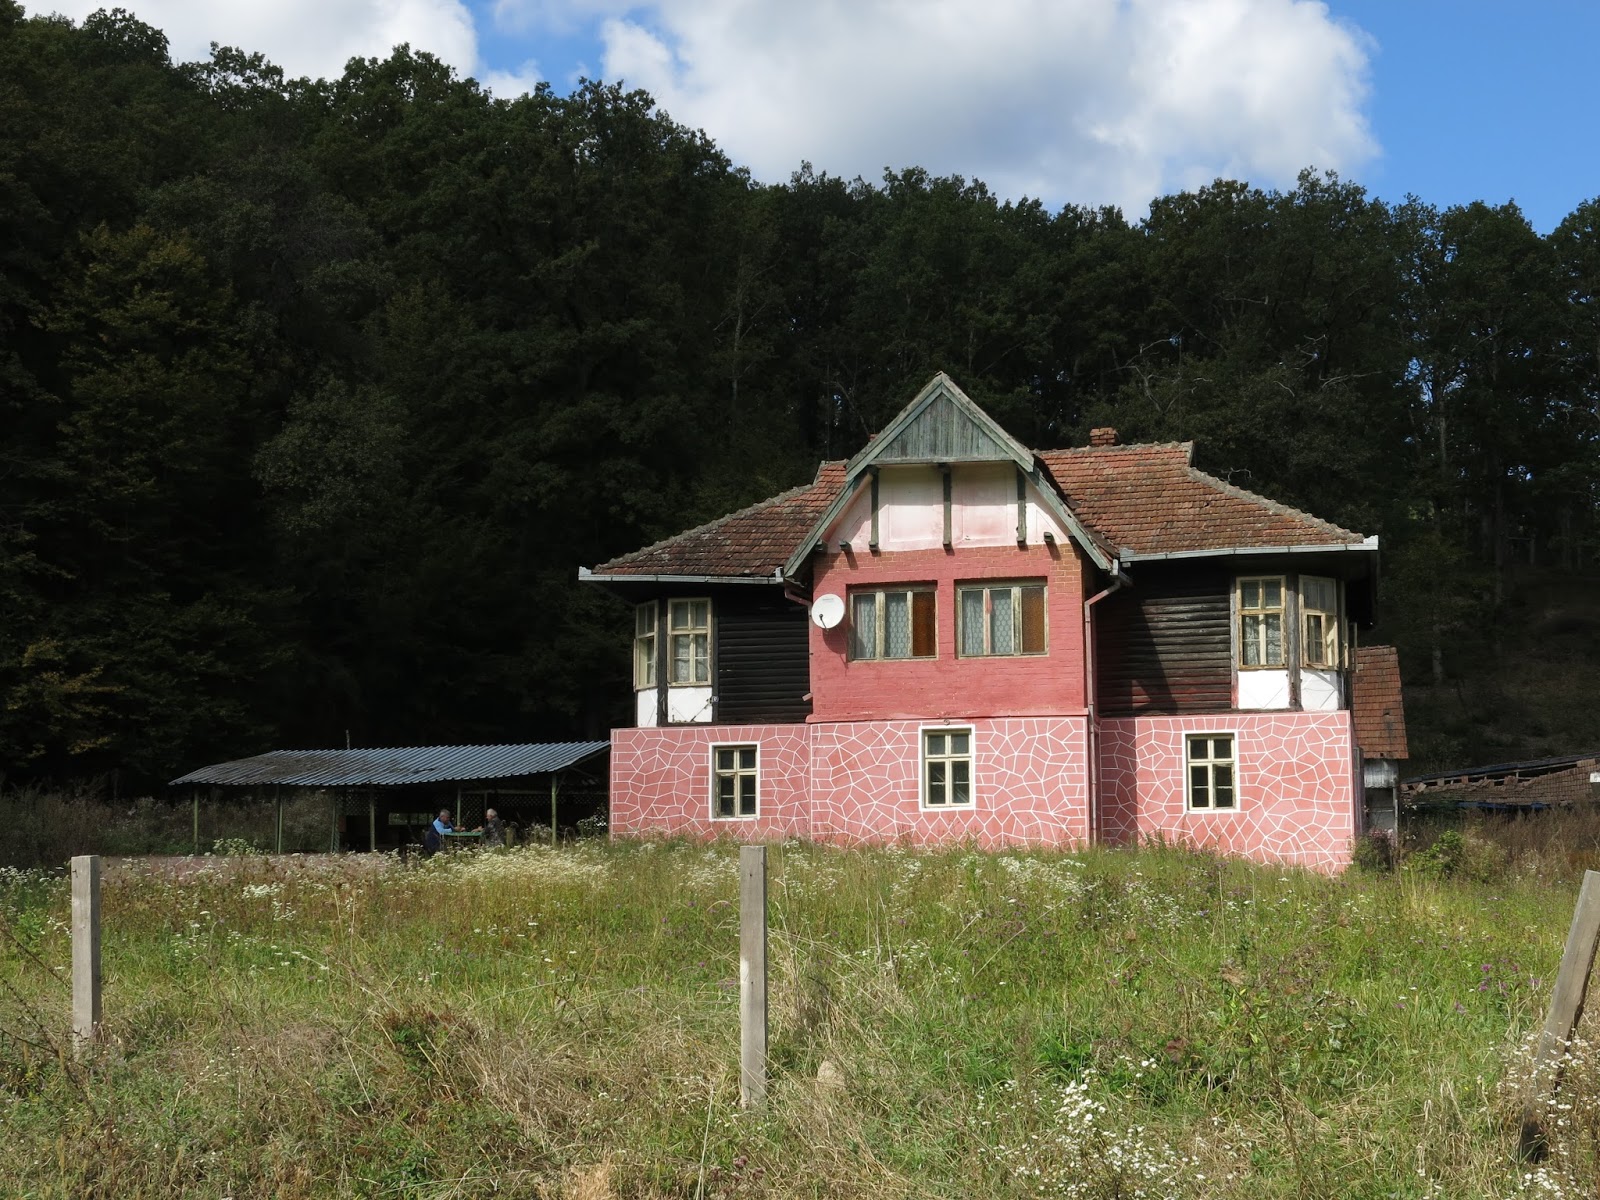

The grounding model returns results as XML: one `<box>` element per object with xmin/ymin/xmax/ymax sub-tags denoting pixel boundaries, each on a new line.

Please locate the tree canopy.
<box><xmin>1</xmin><ymin>5</ymin><xmax>1596</xmax><ymax>783</ymax></box>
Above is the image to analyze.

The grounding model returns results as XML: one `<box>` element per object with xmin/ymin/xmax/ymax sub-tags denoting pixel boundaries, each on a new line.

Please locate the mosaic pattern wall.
<box><xmin>1098</xmin><ymin>712</ymin><xmax>1356</xmax><ymax>870</ymax></box>
<box><xmin>809</xmin><ymin>717</ymin><xmax>1090</xmax><ymax>847</ymax></box>
<box><xmin>609</xmin><ymin>724</ymin><xmax>811</xmax><ymax>839</ymax></box>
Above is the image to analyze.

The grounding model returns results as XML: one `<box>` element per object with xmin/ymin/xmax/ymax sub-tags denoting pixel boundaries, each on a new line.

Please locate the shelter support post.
<box><xmin>368</xmin><ymin>794</ymin><xmax>376</xmax><ymax>855</ymax></box>
<box><xmin>192</xmin><ymin>789</ymin><xmax>199</xmax><ymax>856</ymax></box>
<box><xmin>550</xmin><ymin>775</ymin><xmax>559</xmax><ymax>848</ymax></box>
<box><xmin>275</xmin><ymin>786</ymin><xmax>283</xmax><ymax>854</ymax></box>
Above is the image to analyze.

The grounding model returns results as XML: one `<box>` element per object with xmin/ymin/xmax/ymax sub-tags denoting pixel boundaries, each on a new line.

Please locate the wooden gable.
<box><xmin>863</xmin><ymin>379</ymin><xmax>1029</xmax><ymax>466</ymax></box>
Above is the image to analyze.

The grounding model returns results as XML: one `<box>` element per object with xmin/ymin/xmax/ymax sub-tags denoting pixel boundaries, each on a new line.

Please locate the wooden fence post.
<box><xmin>739</xmin><ymin>844</ymin><xmax>768</xmax><ymax>1109</ymax></box>
<box><xmin>1521</xmin><ymin>868</ymin><xmax>1600</xmax><ymax>1158</ymax></box>
<box><xmin>71</xmin><ymin>855</ymin><xmax>101</xmax><ymax>1053</ymax></box>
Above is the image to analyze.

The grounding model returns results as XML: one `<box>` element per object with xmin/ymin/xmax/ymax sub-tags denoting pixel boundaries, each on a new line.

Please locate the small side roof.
<box><xmin>171</xmin><ymin>742</ymin><xmax>609</xmax><ymax>788</ymax></box>
<box><xmin>1351</xmin><ymin>646</ymin><xmax>1408</xmax><ymax>761</ymax></box>
<box><xmin>585</xmin><ymin>463</ymin><xmax>847</xmax><ymax>581</ymax></box>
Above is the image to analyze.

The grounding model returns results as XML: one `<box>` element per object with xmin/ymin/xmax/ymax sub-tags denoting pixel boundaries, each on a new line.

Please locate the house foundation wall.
<box><xmin>808</xmin><ymin>717</ymin><xmax>1089</xmax><ymax>847</ymax></box>
<box><xmin>611</xmin><ymin>710</ymin><xmax>1357</xmax><ymax>868</ymax></box>
<box><xmin>610</xmin><ymin>716</ymin><xmax>1090</xmax><ymax>848</ymax></box>
<box><xmin>1098</xmin><ymin>712</ymin><xmax>1357</xmax><ymax>870</ymax></box>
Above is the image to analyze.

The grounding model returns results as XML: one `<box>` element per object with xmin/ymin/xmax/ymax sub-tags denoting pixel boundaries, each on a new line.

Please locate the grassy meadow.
<box><xmin>1</xmin><ymin>830</ymin><xmax>1597</xmax><ymax>1199</ymax></box>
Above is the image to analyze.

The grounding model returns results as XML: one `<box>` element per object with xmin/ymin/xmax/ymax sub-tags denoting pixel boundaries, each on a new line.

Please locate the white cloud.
<box><xmin>483</xmin><ymin>59</ymin><xmax>545</xmax><ymax>97</ymax></box>
<box><xmin>28</xmin><ymin>0</ymin><xmax>482</xmax><ymax>84</ymax></box>
<box><xmin>29</xmin><ymin>0</ymin><xmax>1375</xmax><ymax>211</ymax></box>
<box><xmin>586</xmin><ymin>0</ymin><xmax>1377</xmax><ymax>217</ymax></box>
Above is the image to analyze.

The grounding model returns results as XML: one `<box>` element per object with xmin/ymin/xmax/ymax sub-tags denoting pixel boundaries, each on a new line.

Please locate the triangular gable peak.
<box><xmin>845</xmin><ymin>373</ymin><xmax>1032</xmax><ymax>471</ymax></box>
<box><xmin>785</xmin><ymin>373</ymin><xmax>1113</xmax><ymax>577</ymax></box>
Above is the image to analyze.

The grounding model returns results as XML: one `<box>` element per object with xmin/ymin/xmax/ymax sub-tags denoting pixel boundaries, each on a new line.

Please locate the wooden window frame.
<box><xmin>848</xmin><ymin>586</ymin><xmax>937</xmax><ymax>661</ymax></box>
<box><xmin>1185</xmin><ymin>732</ymin><xmax>1238</xmax><ymax>812</ymax></box>
<box><xmin>633</xmin><ymin>602</ymin><xmax>658</xmax><ymax>690</ymax></box>
<box><xmin>1299</xmin><ymin>575</ymin><xmax>1341</xmax><ymax>669</ymax></box>
<box><xmin>1237</xmin><ymin>576</ymin><xmax>1286</xmax><ymax>669</ymax></box>
<box><xmin>667</xmin><ymin>597</ymin><xmax>711</xmax><ymax>687</ymax></box>
<box><xmin>921</xmin><ymin>726</ymin><xmax>975</xmax><ymax>809</ymax></box>
<box><xmin>710</xmin><ymin>743</ymin><xmax>759</xmax><ymax>820</ymax></box>
<box><xmin>956</xmin><ymin>580</ymin><xmax>1048</xmax><ymax>657</ymax></box>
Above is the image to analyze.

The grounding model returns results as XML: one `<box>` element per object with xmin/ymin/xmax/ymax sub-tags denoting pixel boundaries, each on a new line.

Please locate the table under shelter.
<box><xmin>168</xmin><ymin>742</ymin><xmax>609</xmax><ymax>854</ymax></box>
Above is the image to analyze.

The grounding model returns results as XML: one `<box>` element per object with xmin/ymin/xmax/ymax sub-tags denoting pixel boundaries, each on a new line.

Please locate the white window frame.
<box><xmin>1299</xmin><ymin>575</ymin><xmax>1341</xmax><ymax>669</ymax></box>
<box><xmin>633</xmin><ymin>602</ymin><xmax>657</xmax><ymax>690</ymax></box>
<box><xmin>1237</xmin><ymin>576</ymin><xmax>1286</xmax><ymax>669</ymax></box>
<box><xmin>1184</xmin><ymin>732</ymin><xmax>1238</xmax><ymax>812</ymax></box>
<box><xmin>848</xmin><ymin>586</ymin><xmax>936</xmax><ymax>661</ymax></box>
<box><xmin>956</xmin><ymin>580</ymin><xmax>1048</xmax><ymax>657</ymax></box>
<box><xmin>920</xmin><ymin>725</ymin><xmax>975</xmax><ymax>810</ymax></box>
<box><xmin>667</xmin><ymin>597</ymin><xmax>711</xmax><ymax>686</ymax></box>
<box><xmin>710</xmin><ymin>743</ymin><xmax>759</xmax><ymax>820</ymax></box>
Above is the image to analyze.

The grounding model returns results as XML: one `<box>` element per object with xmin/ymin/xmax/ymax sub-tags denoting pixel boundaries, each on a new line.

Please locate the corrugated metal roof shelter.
<box><xmin>169</xmin><ymin>742</ymin><xmax>610</xmax><ymax>855</ymax></box>
<box><xmin>171</xmin><ymin>742</ymin><xmax>608</xmax><ymax>788</ymax></box>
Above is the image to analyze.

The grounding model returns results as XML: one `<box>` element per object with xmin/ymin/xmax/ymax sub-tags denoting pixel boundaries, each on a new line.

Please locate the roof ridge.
<box><xmin>593</xmin><ymin>463</ymin><xmax>844</xmax><ymax>573</ymax></box>
<box><xmin>1183</xmin><ymin>463</ymin><xmax>1366</xmax><ymax>542</ymax></box>
<box><xmin>1042</xmin><ymin>441</ymin><xmax>1193</xmax><ymax>456</ymax></box>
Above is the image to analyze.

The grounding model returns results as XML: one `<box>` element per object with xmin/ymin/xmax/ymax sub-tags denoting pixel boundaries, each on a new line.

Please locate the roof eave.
<box><xmin>578</xmin><ymin>567</ymin><xmax>784</xmax><ymax>587</ymax></box>
<box><xmin>1120</xmin><ymin>536</ymin><xmax>1378</xmax><ymax>563</ymax></box>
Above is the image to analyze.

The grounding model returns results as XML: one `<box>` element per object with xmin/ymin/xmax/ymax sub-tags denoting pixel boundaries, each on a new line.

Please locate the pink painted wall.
<box><xmin>609</xmin><ymin>724</ymin><xmax>811</xmax><ymax>839</ymax></box>
<box><xmin>809</xmin><ymin>717</ymin><xmax>1089</xmax><ymax>847</ymax></box>
<box><xmin>808</xmin><ymin>543</ymin><xmax>1089</xmax><ymax>722</ymax></box>
<box><xmin>1098</xmin><ymin>712</ymin><xmax>1357</xmax><ymax>870</ymax></box>
<box><xmin>611</xmin><ymin>717</ymin><xmax>1090</xmax><ymax>848</ymax></box>
<box><xmin>610</xmin><ymin>714</ymin><xmax>1356</xmax><ymax>868</ymax></box>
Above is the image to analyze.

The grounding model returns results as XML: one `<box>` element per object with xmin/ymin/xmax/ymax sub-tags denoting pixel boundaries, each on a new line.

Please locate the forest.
<box><xmin>1</xmin><ymin>4</ymin><xmax>1596</xmax><ymax>788</ymax></box>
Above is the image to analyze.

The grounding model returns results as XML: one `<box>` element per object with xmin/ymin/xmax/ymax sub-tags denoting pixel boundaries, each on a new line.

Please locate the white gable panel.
<box><xmin>823</xmin><ymin>463</ymin><xmax>1075</xmax><ymax>552</ymax></box>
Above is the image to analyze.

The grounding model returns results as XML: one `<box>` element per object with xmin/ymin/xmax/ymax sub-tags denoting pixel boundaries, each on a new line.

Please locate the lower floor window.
<box><xmin>713</xmin><ymin>745</ymin><xmax>758</xmax><ymax>818</ymax></box>
<box><xmin>923</xmin><ymin>728</ymin><xmax>973</xmax><ymax>807</ymax></box>
<box><xmin>1186</xmin><ymin>734</ymin><xmax>1236</xmax><ymax>810</ymax></box>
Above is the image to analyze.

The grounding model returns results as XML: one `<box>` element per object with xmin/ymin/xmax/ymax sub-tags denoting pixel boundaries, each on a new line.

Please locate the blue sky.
<box><xmin>1326</xmin><ymin>1</ymin><xmax>1597</xmax><ymax>233</ymax></box>
<box><xmin>30</xmin><ymin>0</ymin><xmax>1600</xmax><ymax>232</ymax></box>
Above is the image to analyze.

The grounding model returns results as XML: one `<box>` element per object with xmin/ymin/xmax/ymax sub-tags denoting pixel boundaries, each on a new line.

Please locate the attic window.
<box><xmin>1238</xmin><ymin>577</ymin><xmax>1284</xmax><ymax>668</ymax></box>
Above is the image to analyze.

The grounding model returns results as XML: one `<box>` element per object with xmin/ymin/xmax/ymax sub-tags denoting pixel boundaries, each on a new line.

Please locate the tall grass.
<box><xmin>0</xmin><ymin>838</ymin><xmax>1591</xmax><ymax>1197</ymax></box>
<box><xmin>0</xmin><ymin>789</ymin><xmax>339</xmax><ymax>868</ymax></box>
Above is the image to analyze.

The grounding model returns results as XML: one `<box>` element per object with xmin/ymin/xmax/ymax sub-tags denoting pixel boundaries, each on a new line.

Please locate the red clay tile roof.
<box><xmin>1038</xmin><ymin>443</ymin><xmax>1366</xmax><ymax>557</ymax></box>
<box><xmin>592</xmin><ymin>462</ymin><xmax>848</xmax><ymax>578</ymax></box>
<box><xmin>1352</xmin><ymin>645</ymin><xmax>1409</xmax><ymax>761</ymax></box>
<box><xmin>590</xmin><ymin>442</ymin><xmax>1368</xmax><ymax>578</ymax></box>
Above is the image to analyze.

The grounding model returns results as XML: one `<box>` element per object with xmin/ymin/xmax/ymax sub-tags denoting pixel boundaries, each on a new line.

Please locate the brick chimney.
<box><xmin>1089</xmin><ymin>427</ymin><xmax>1118</xmax><ymax>447</ymax></box>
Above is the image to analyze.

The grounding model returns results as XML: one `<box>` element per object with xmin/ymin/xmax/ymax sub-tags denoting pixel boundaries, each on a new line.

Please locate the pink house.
<box><xmin>581</xmin><ymin>374</ymin><xmax>1397</xmax><ymax>869</ymax></box>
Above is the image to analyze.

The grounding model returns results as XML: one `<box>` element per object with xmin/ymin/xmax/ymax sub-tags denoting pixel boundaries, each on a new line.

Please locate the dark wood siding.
<box><xmin>1097</xmin><ymin>566</ymin><xmax>1232</xmax><ymax>716</ymax></box>
<box><xmin>714</xmin><ymin>590</ymin><xmax>812</xmax><ymax>724</ymax></box>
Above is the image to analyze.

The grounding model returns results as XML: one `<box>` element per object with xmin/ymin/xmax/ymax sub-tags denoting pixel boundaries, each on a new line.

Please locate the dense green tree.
<box><xmin>0</xmin><ymin>4</ymin><xmax>1595</xmax><ymax>783</ymax></box>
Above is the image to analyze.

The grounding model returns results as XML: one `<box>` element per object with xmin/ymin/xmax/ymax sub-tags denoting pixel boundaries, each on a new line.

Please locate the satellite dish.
<box><xmin>810</xmin><ymin>593</ymin><xmax>845</xmax><ymax>630</ymax></box>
